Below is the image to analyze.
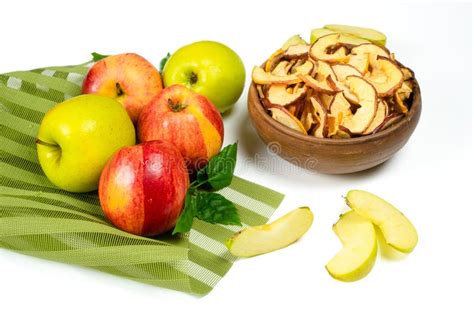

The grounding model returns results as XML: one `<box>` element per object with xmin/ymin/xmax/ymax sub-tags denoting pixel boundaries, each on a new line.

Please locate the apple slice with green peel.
<box><xmin>326</xmin><ymin>210</ymin><xmax>377</xmax><ymax>282</ymax></box>
<box><xmin>346</xmin><ymin>190</ymin><xmax>418</xmax><ymax>253</ymax></box>
<box><xmin>310</xmin><ymin>28</ymin><xmax>336</xmax><ymax>44</ymax></box>
<box><xmin>226</xmin><ymin>207</ymin><xmax>313</xmax><ymax>258</ymax></box>
<box><xmin>324</xmin><ymin>24</ymin><xmax>387</xmax><ymax>46</ymax></box>
<box><xmin>282</xmin><ymin>34</ymin><xmax>308</xmax><ymax>50</ymax></box>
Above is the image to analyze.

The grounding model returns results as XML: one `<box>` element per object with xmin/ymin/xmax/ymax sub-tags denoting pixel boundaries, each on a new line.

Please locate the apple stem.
<box><xmin>167</xmin><ymin>98</ymin><xmax>186</xmax><ymax>112</ymax></box>
<box><xmin>116</xmin><ymin>82</ymin><xmax>124</xmax><ymax>96</ymax></box>
<box><xmin>189</xmin><ymin>72</ymin><xmax>198</xmax><ymax>85</ymax></box>
<box><xmin>35</xmin><ymin>138</ymin><xmax>59</xmax><ymax>148</ymax></box>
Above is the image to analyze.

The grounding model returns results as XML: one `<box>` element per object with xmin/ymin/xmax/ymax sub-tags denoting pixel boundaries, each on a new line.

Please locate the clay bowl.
<box><xmin>247</xmin><ymin>78</ymin><xmax>422</xmax><ymax>174</ymax></box>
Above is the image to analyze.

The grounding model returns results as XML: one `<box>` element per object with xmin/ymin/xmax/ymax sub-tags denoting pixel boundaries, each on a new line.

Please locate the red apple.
<box><xmin>82</xmin><ymin>53</ymin><xmax>163</xmax><ymax>123</ymax></box>
<box><xmin>99</xmin><ymin>141</ymin><xmax>189</xmax><ymax>236</ymax></box>
<box><xmin>138</xmin><ymin>85</ymin><xmax>224</xmax><ymax>170</ymax></box>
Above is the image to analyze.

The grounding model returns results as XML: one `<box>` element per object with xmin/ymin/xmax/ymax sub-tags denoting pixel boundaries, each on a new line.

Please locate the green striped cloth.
<box><xmin>0</xmin><ymin>60</ymin><xmax>284</xmax><ymax>295</ymax></box>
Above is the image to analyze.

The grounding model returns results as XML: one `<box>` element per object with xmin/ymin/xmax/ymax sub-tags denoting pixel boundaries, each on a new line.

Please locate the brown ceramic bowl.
<box><xmin>247</xmin><ymin>77</ymin><xmax>422</xmax><ymax>174</ymax></box>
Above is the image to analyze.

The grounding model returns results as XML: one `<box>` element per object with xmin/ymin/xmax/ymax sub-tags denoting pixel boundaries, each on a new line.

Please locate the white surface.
<box><xmin>1</xmin><ymin>1</ymin><xmax>473</xmax><ymax>314</ymax></box>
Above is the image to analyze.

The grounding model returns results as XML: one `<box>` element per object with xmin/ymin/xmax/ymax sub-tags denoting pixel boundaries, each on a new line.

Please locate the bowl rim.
<box><xmin>248</xmin><ymin>76</ymin><xmax>421</xmax><ymax>146</ymax></box>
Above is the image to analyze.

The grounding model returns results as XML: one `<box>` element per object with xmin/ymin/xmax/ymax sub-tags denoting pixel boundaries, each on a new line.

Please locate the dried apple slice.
<box><xmin>331</xmin><ymin>64</ymin><xmax>362</xmax><ymax>104</ymax></box>
<box><xmin>252</xmin><ymin>67</ymin><xmax>302</xmax><ymax>85</ymax></box>
<box><xmin>401</xmin><ymin>67</ymin><xmax>414</xmax><ymax>80</ymax></box>
<box><xmin>256</xmin><ymin>84</ymin><xmax>265</xmax><ymax>99</ymax></box>
<box><xmin>291</xmin><ymin>60</ymin><xmax>314</xmax><ymax>76</ymax></box>
<box><xmin>340</xmin><ymin>76</ymin><xmax>378</xmax><ymax>134</ymax></box>
<box><xmin>266</xmin><ymin>84</ymin><xmax>307</xmax><ymax>106</ymax></box>
<box><xmin>351</xmin><ymin>43</ymin><xmax>390</xmax><ymax>65</ymax></box>
<box><xmin>363</xmin><ymin>100</ymin><xmax>387</xmax><ymax>134</ymax></box>
<box><xmin>284</xmin><ymin>44</ymin><xmax>309</xmax><ymax>58</ymax></box>
<box><xmin>282</xmin><ymin>34</ymin><xmax>307</xmax><ymax>50</ymax></box>
<box><xmin>310</xmin><ymin>97</ymin><xmax>328</xmax><ymax>138</ymax></box>
<box><xmin>329</xmin><ymin>92</ymin><xmax>352</xmax><ymax>119</ymax></box>
<box><xmin>309</xmin><ymin>34</ymin><xmax>349</xmax><ymax>62</ymax></box>
<box><xmin>299</xmin><ymin>74</ymin><xmax>337</xmax><ymax>94</ymax></box>
<box><xmin>268</xmin><ymin>106</ymin><xmax>307</xmax><ymax>134</ymax></box>
<box><xmin>319</xmin><ymin>93</ymin><xmax>334</xmax><ymax>109</ymax></box>
<box><xmin>327</xmin><ymin>112</ymin><xmax>344</xmax><ymax>137</ymax></box>
<box><xmin>265</xmin><ymin>49</ymin><xmax>285</xmax><ymax>72</ymax></box>
<box><xmin>300</xmin><ymin>99</ymin><xmax>317</xmax><ymax>131</ymax></box>
<box><xmin>364</xmin><ymin>56</ymin><xmax>403</xmax><ymax>97</ymax></box>
<box><xmin>372</xmin><ymin>112</ymin><xmax>404</xmax><ymax>133</ymax></box>
<box><xmin>271</xmin><ymin>60</ymin><xmax>291</xmax><ymax>76</ymax></box>
<box><xmin>394</xmin><ymin>92</ymin><xmax>409</xmax><ymax>114</ymax></box>
<box><xmin>324</xmin><ymin>24</ymin><xmax>387</xmax><ymax>46</ymax></box>
<box><xmin>348</xmin><ymin>53</ymin><xmax>369</xmax><ymax>74</ymax></box>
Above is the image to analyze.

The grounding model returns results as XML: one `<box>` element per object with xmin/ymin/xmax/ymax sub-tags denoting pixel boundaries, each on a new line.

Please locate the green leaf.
<box><xmin>196</xmin><ymin>191</ymin><xmax>241</xmax><ymax>226</ymax></box>
<box><xmin>91</xmin><ymin>52</ymin><xmax>109</xmax><ymax>62</ymax></box>
<box><xmin>197</xmin><ymin>143</ymin><xmax>237</xmax><ymax>190</ymax></box>
<box><xmin>159</xmin><ymin>53</ymin><xmax>171</xmax><ymax>73</ymax></box>
<box><xmin>172</xmin><ymin>189</ymin><xmax>198</xmax><ymax>235</ymax></box>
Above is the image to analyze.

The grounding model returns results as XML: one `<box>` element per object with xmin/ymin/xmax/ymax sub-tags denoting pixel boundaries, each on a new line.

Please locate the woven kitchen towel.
<box><xmin>0</xmin><ymin>60</ymin><xmax>284</xmax><ymax>295</ymax></box>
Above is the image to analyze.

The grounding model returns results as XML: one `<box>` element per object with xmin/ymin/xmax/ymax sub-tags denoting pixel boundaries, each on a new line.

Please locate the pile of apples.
<box><xmin>35</xmin><ymin>41</ymin><xmax>245</xmax><ymax>236</ymax></box>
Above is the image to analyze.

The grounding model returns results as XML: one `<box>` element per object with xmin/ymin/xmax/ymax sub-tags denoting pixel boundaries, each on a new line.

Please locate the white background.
<box><xmin>1</xmin><ymin>1</ymin><xmax>473</xmax><ymax>314</ymax></box>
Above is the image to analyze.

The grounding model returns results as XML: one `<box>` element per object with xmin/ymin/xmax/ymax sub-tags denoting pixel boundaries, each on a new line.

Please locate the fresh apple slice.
<box><xmin>346</xmin><ymin>190</ymin><xmax>418</xmax><ymax>253</ymax></box>
<box><xmin>363</xmin><ymin>100</ymin><xmax>387</xmax><ymax>134</ymax></box>
<box><xmin>266</xmin><ymin>84</ymin><xmax>307</xmax><ymax>106</ymax></box>
<box><xmin>348</xmin><ymin>53</ymin><xmax>370</xmax><ymax>74</ymax></box>
<box><xmin>351</xmin><ymin>43</ymin><xmax>390</xmax><ymax>65</ymax></box>
<box><xmin>324</xmin><ymin>24</ymin><xmax>387</xmax><ymax>46</ymax></box>
<box><xmin>326</xmin><ymin>210</ymin><xmax>377</xmax><ymax>282</ymax></box>
<box><xmin>340</xmin><ymin>76</ymin><xmax>378</xmax><ymax>134</ymax></box>
<box><xmin>268</xmin><ymin>106</ymin><xmax>307</xmax><ymax>134</ymax></box>
<box><xmin>252</xmin><ymin>67</ymin><xmax>302</xmax><ymax>85</ymax></box>
<box><xmin>310</xmin><ymin>97</ymin><xmax>328</xmax><ymax>138</ymax></box>
<box><xmin>310</xmin><ymin>34</ymin><xmax>349</xmax><ymax>62</ymax></box>
<box><xmin>282</xmin><ymin>34</ymin><xmax>307</xmax><ymax>50</ymax></box>
<box><xmin>226</xmin><ymin>207</ymin><xmax>314</xmax><ymax>258</ymax></box>
<box><xmin>310</xmin><ymin>28</ymin><xmax>336</xmax><ymax>43</ymax></box>
<box><xmin>365</xmin><ymin>56</ymin><xmax>403</xmax><ymax>97</ymax></box>
<box><xmin>284</xmin><ymin>44</ymin><xmax>309</xmax><ymax>58</ymax></box>
<box><xmin>265</xmin><ymin>49</ymin><xmax>285</xmax><ymax>72</ymax></box>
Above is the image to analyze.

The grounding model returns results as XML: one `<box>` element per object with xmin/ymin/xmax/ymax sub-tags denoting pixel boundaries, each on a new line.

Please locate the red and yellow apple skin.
<box><xmin>82</xmin><ymin>53</ymin><xmax>163</xmax><ymax>123</ymax></box>
<box><xmin>98</xmin><ymin>141</ymin><xmax>189</xmax><ymax>236</ymax></box>
<box><xmin>137</xmin><ymin>85</ymin><xmax>224</xmax><ymax>170</ymax></box>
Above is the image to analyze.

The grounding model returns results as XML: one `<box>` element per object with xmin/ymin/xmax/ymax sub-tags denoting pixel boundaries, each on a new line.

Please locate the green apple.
<box><xmin>326</xmin><ymin>211</ymin><xmax>377</xmax><ymax>282</ymax></box>
<box><xmin>163</xmin><ymin>40</ymin><xmax>245</xmax><ymax>113</ymax></box>
<box><xmin>36</xmin><ymin>95</ymin><xmax>135</xmax><ymax>193</ymax></box>
<box><xmin>346</xmin><ymin>190</ymin><xmax>418</xmax><ymax>253</ymax></box>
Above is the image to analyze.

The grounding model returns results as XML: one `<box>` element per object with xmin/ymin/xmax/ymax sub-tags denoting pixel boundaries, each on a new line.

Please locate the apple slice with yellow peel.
<box><xmin>252</xmin><ymin>67</ymin><xmax>302</xmax><ymax>85</ymax></box>
<box><xmin>282</xmin><ymin>34</ymin><xmax>307</xmax><ymax>50</ymax></box>
<box><xmin>346</xmin><ymin>190</ymin><xmax>418</xmax><ymax>253</ymax></box>
<box><xmin>226</xmin><ymin>207</ymin><xmax>313</xmax><ymax>258</ymax></box>
<box><xmin>326</xmin><ymin>210</ymin><xmax>377</xmax><ymax>282</ymax></box>
<box><xmin>324</xmin><ymin>24</ymin><xmax>387</xmax><ymax>46</ymax></box>
<box><xmin>268</xmin><ymin>107</ymin><xmax>307</xmax><ymax>134</ymax></box>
